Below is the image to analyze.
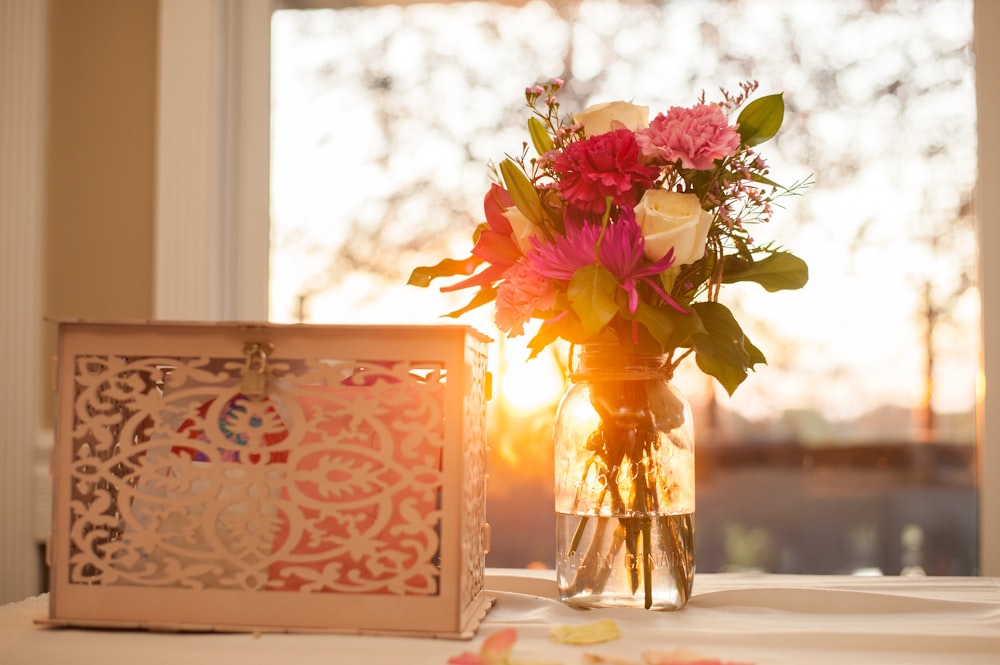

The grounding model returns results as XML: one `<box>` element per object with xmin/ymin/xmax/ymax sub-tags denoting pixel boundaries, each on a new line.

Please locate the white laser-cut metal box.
<box><xmin>46</xmin><ymin>321</ymin><xmax>493</xmax><ymax>638</ymax></box>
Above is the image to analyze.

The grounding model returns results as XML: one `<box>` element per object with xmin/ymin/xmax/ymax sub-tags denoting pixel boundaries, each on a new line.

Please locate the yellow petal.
<box><xmin>548</xmin><ymin>618</ymin><xmax>622</xmax><ymax>645</ymax></box>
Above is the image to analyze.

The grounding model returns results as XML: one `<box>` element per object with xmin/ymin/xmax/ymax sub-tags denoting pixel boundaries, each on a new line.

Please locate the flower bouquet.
<box><xmin>409</xmin><ymin>79</ymin><xmax>807</xmax><ymax>608</ymax></box>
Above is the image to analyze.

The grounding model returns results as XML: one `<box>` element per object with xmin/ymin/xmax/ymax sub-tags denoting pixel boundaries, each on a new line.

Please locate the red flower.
<box><xmin>440</xmin><ymin>184</ymin><xmax>523</xmax><ymax>293</ymax></box>
<box><xmin>553</xmin><ymin>129</ymin><xmax>660</xmax><ymax>216</ymax></box>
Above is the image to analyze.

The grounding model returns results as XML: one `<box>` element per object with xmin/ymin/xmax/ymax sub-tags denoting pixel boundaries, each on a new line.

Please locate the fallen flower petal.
<box><xmin>482</xmin><ymin>628</ymin><xmax>519</xmax><ymax>660</ymax></box>
<box><xmin>447</xmin><ymin>627</ymin><xmax>518</xmax><ymax>665</ymax></box>
<box><xmin>548</xmin><ymin>618</ymin><xmax>622</xmax><ymax>645</ymax></box>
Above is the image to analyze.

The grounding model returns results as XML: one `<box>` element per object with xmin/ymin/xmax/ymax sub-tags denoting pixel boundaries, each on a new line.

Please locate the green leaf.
<box><xmin>444</xmin><ymin>286</ymin><xmax>497</xmax><ymax>318</ymax></box>
<box><xmin>744</xmin><ymin>332</ymin><xmax>767</xmax><ymax>366</ymax></box>
<box><xmin>749</xmin><ymin>171</ymin><xmax>784</xmax><ymax>189</ymax></box>
<box><xmin>526</xmin><ymin>314</ymin><xmax>590</xmax><ymax>358</ymax></box>
<box><xmin>407</xmin><ymin>256</ymin><xmax>482</xmax><ymax>287</ymax></box>
<box><xmin>721</xmin><ymin>251</ymin><xmax>809</xmax><ymax>292</ymax></box>
<box><xmin>526</xmin><ymin>324</ymin><xmax>561</xmax><ymax>359</ymax></box>
<box><xmin>690</xmin><ymin>302</ymin><xmax>765</xmax><ymax>396</ymax></box>
<box><xmin>528</xmin><ymin>117</ymin><xmax>554</xmax><ymax>156</ymax></box>
<box><xmin>499</xmin><ymin>158</ymin><xmax>545</xmax><ymax>225</ymax></box>
<box><xmin>737</xmin><ymin>93</ymin><xmax>784</xmax><ymax>147</ymax></box>
<box><xmin>673</xmin><ymin>256</ymin><xmax>714</xmax><ymax>302</ymax></box>
<box><xmin>568</xmin><ymin>265</ymin><xmax>619</xmax><ymax>336</ymax></box>
<box><xmin>632</xmin><ymin>301</ymin><xmax>705</xmax><ymax>352</ymax></box>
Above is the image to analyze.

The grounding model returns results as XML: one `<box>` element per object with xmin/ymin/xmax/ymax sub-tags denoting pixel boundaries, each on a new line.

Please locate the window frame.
<box><xmin>155</xmin><ymin>0</ymin><xmax>271</xmax><ymax>321</ymax></box>
<box><xmin>155</xmin><ymin>0</ymin><xmax>1000</xmax><ymax>575</ymax></box>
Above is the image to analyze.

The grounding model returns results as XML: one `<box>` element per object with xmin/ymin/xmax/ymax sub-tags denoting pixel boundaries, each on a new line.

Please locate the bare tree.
<box><xmin>273</xmin><ymin>0</ymin><xmax>976</xmax><ymax>434</ymax></box>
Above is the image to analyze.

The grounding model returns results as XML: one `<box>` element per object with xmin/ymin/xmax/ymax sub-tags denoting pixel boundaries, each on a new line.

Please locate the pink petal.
<box><xmin>484</xmin><ymin>184</ymin><xmax>515</xmax><ymax>234</ymax></box>
<box><xmin>440</xmin><ymin>264</ymin><xmax>506</xmax><ymax>292</ymax></box>
<box><xmin>481</xmin><ymin>627</ymin><xmax>518</xmax><ymax>659</ymax></box>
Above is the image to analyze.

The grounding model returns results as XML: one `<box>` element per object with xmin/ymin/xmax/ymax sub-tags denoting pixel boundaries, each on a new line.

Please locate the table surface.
<box><xmin>2</xmin><ymin>570</ymin><xmax>999</xmax><ymax>665</ymax></box>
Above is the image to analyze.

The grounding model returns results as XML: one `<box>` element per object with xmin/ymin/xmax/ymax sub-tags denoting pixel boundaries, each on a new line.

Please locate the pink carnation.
<box><xmin>495</xmin><ymin>259</ymin><xmax>557</xmax><ymax>337</ymax></box>
<box><xmin>553</xmin><ymin>129</ymin><xmax>660</xmax><ymax>216</ymax></box>
<box><xmin>638</xmin><ymin>103</ymin><xmax>741</xmax><ymax>170</ymax></box>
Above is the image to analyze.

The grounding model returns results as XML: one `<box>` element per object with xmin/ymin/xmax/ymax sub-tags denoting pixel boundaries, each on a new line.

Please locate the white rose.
<box><xmin>573</xmin><ymin>101</ymin><xmax>649</xmax><ymax>136</ymax></box>
<box><xmin>635</xmin><ymin>189</ymin><xmax>713</xmax><ymax>265</ymax></box>
<box><xmin>504</xmin><ymin>205</ymin><xmax>545</xmax><ymax>254</ymax></box>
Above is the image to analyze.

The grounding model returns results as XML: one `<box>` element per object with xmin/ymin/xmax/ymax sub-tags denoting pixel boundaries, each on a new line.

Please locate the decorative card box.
<box><xmin>46</xmin><ymin>321</ymin><xmax>494</xmax><ymax>638</ymax></box>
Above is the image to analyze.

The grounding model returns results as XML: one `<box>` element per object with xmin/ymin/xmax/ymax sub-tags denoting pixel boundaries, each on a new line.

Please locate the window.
<box><xmin>268</xmin><ymin>0</ymin><xmax>979</xmax><ymax>573</ymax></box>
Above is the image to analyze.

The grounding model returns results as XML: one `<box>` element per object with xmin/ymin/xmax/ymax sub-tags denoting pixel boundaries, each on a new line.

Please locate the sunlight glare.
<box><xmin>499</xmin><ymin>357</ymin><xmax>565</xmax><ymax>414</ymax></box>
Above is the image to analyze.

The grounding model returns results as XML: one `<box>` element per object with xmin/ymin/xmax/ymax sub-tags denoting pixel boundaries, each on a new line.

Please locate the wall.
<box><xmin>44</xmin><ymin>0</ymin><xmax>158</xmax><ymax>378</ymax></box>
<box><xmin>0</xmin><ymin>0</ymin><xmax>157</xmax><ymax>604</ymax></box>
<box><xmin>31</xmin><ymin>0</ymin><xmax>157</xmax><ymax>596</ymax></box>
<box><xmin>2</xmin><ymin>0</ymin><xmax>266</xmax><ymax>603</ymax></box>
<box><xmin>1</xmin><ymin>0</ymin><xmax>48</xmax><ymax>604</ymax></box>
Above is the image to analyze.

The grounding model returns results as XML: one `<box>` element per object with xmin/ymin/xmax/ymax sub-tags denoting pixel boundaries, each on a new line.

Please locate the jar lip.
<box><xmin>574</xmin><ymin>343</ymin><xmax>670</xmax><ymax>379</ymax></box>
<box><xmin>578</xmin><ymin>342</ymin><xmax>665</xmax><ymax>361</ymax></box>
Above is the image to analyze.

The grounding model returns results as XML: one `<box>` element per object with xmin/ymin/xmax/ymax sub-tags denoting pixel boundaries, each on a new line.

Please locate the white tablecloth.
<box><xmin>2</xmin><ymin>571</ymin><xmax>999</xmax><ymax>664</ymax></box>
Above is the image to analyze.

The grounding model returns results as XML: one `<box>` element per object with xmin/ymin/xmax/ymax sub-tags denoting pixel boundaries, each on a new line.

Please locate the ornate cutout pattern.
<box><xmin>66</xmin><ymin>354</ymin><xmax>447</xmax><ymax>595</ymax></box>
<box><xmin>460</xmin><ymin>339</ymin><xmax>489</xmax><ymax>611</ymax></box>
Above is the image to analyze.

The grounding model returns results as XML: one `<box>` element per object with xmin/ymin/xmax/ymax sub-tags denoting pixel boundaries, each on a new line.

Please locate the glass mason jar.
<box><xmin>553</xmin><ymin>344</ymin><xmax>695</xmax><ymax>610</ymax></box>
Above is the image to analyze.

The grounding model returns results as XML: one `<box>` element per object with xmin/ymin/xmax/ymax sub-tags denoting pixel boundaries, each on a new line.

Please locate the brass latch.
<box><xmin>242</xmin><ymin>341</ymin><xmax>274</xmax><ymax>397</ymax></box>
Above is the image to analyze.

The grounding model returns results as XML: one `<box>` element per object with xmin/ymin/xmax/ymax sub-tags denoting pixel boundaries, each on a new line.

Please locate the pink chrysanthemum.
<box><xmin>638</xmin><ymin>103</ymin><xmax>741</xmax><ymax>170</ymax></box>
<box><xmin>592</xmin><ymin>213</ymin><xmax>685</xmax><ymax>315</ymax></box>
<box><xmin>495</xmin><ymin>258</ymin><xmax>557</xmax><ymax>337</ymax></box>
<box><xmin>529</xmin><ymin>213</ymin><xmax>685</xmax><ymax>316</ymax></box>
<box><xmin>552</xmin><ymin>129</ymin><xmax>660</xmax><ymax>216</ymax></box>
<box><xmin>525</xmin><ymin>222</ymin><xmax>601</xmax><ymax>281</ymax></box>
